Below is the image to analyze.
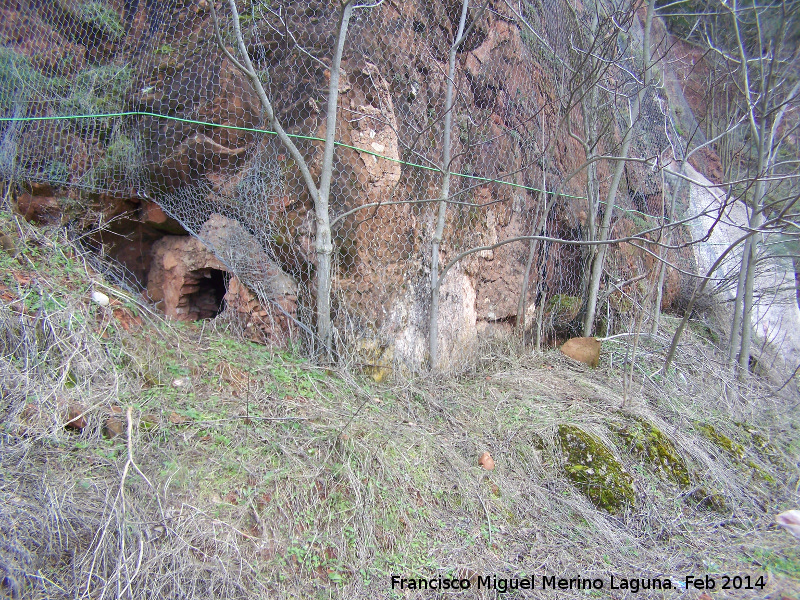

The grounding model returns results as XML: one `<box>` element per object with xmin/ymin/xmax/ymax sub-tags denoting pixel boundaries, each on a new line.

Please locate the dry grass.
<box><xmin>1</xmin><ymin>210</ymin><xmax>799</xmax><ymax>599</ymax></box>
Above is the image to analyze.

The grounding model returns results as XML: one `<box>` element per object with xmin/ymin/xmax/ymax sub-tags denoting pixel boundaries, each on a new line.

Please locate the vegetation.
<box><xmin>558</xmin><ymin>424</ymin><xmax>635</xmax><ymax>513</ymax></box>
<box><xmin>77</xmin><ymin>1</ymin><xmax>125</xmax><ymax>39</ymax></box>
<box><xmin>612</xmin><ymin>415</ymin><xmax>691</xmax><ymax>487</ymax></box>
<box><xmin>0</xmin><ymin>47</ymin><xmax>45</xmax><ymax>111</ymax></box>
<box><xmin>59</xmin><ymin>64</ymin><xmax>132</xmax><ymax>116</ymax></box>
<box><xmin>0</xmin><ymin>0</ymin><xmax>798</xmax><ymax>596</ymax></box>
<box><xmin>1</xmin><ymin>208</ymin><xmax>798</xmax><ymax>598</ymax></box>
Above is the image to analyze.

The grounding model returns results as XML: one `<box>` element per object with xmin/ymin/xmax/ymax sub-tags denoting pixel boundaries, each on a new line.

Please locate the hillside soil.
<box><xmin>1</xmin><ymin>210</ymin><xmax>799</xmax><ymax>598</ymax></box>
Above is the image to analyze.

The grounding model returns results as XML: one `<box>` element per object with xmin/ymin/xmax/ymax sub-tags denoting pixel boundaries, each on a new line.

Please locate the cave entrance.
<box><xmin>181</xmin><ymin>268</ymin><xmax>228</xmax><ymax>321</ymax></box>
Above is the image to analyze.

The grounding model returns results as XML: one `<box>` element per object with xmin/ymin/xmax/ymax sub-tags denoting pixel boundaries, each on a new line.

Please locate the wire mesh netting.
<box><xmin>0</xmin><ymin>0</ymin><xmax>680</xmax><ymax>372</ymax></box>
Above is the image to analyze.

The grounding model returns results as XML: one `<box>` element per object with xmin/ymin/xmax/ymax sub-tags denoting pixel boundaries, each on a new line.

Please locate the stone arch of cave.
<box><xmin>183</xmin><ymin>268</ymin><xmax>228</xmax><ymax>321</ymax></box>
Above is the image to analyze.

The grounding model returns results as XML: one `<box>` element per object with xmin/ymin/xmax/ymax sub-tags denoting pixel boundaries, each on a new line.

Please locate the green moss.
<box><xmin>0</xmin><ymin>47</ymin><xmax>56</xmax><ymax>110</ymax></box>
<box><xmin>60</xmin><ymin>64</ymin><xmax>132</xmax><ymax>115</ymax></box>
<box><xmin>612</xmin><ymin>416</ymin><xmax>691</xmax><ymax>487</ymax></box>
<box><xmin>698</xmin><ymin>423</ymin><xmax>744</xmax><ymax>459</ymax></box>
<box><xmin>744</xmin><ymin>460</ymin><xmax>776</xmax><ymax>484</ymax></box>
<box><xmin>558</xmin><ymin>424</ymin><xmax>634</xmax><ymax>513</ymax></box>
<box><xmin>628</xmin><ymin>211</ymin><xmax>652</xmax><ymax>232</ymax></box>
<box><xmin>734</xmin><ymin>422</ymin><xmax>786</xmax><ymax>467</ymax></box>
<box><xmin>547</xmin><ymin>294</ymin><xmax>581</xmax><ymax>320</ymax></box>
<box><xmin>688</xmin><ymin>486</ymin><xmax>728</xmax><ymax>512</ymax></box>
<box><xmin>688</xmin><ymin>321</ymin><xmax>720</xmax><ymax>344</ymax></box>
<box><xmin>700</xmin><ymin>423</ymin><xmax>778</xmax><ymax>484</ymax></box>
<box><xmin>752</xmin><ymin>547</ymin><xmax>800</xmax><ymax>579</ymax></box>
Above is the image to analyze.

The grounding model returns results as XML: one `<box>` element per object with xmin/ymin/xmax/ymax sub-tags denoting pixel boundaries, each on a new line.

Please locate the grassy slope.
<box><xmin>1</xmin><ymin>210</ymin><xmax>799</xmax><ymax>599</ymax></box>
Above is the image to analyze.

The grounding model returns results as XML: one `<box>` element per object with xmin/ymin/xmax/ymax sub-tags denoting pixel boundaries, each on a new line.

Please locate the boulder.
<box><xmin>560</xmin><ymin>337</ymin><xmax>601</xmax><ymax>368</ymax></box>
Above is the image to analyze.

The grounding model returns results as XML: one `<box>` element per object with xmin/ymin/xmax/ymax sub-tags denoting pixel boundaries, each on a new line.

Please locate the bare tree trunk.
<box><xmin>582</xmin><ymin>0</ymin><xmax>653</xmax><ymax>337</ymax></box>
<box><xmin>737</xmin><ymin>203</ymin><xmax>764</xmax><ymax>375</ymax></box>
<box><xmin>663</xmin><ymin>231</ymin><xmax>753</xmax><ymax>372</ymax></box>
<box><xmin>581</xmin><ymin>113</ymin><xmax>639</xmax><ymax>336</ymax></box>
<box><xmin>516</xmin><ymin>116</ymin><xmax>546</xmax><ymax>339</ymax></box>
<box><xmin>727</xmin><ymin>236</ymin><xmax>750</xmax><ymax>364</ymax></box>
<box><xmin>650</xmin><ymin>165</ymin><xmax>681</xmax><ymax>335</ymax></box>
<box><xmin>315</xmin><ymin>1</ymin><xmax>354</xmax><ymax>359</ymax></box>
<box><xmin>650</xmin><ymin>257</ymin><xmax>667</xmax><ymax>334</ymax></box>
<box><xmin>211</xmin><ymin>0</ymin><xmax>354</xmax><ymax>360</ymax></box>
<box><xmin>649</xmin><ymin>226</ymin><xmax>672</xmax><ymax>338</ymax></box>
<box><xmin>429</xmin><ymin>0</ymin><xmax>470</xmax><ymax>371</ymax></box>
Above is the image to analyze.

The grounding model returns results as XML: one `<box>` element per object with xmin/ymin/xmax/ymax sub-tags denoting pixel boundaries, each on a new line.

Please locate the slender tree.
<box><xmin>700</xmin><ymin>0</ymin><xmax>800</xmax><ymax>375</ymax></box>
<box><xmin>428</xmin><ymin>0</ymin><xmax>489</xmax><ymax>371</ymax></box>
<box><xmin>583</xmin><ymin>0</ymin><xmax>655</xmax><ymax>336</ymax></box>
<box><xmin>211</xmin><ymin>0</ymin><xmax>369</xmax><ymax>359</ymax></box>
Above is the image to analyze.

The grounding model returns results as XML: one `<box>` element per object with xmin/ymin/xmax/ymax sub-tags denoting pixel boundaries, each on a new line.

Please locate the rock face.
<box><xmin>3</xmin><ymin>0</ymin><xmax>698</xmax><ymax>368</ymax></box>
<box><xmin>683</xmin><ymin>163</ymin><xmax>800</xmax><ymax>377</ymax></box>
<box><xmin>131</xmin><ymin>1</ymin><xmax>685</xmax><ymax>370</ymax></box>
<box><xmin>14</xmin><ymin>183</ymin><xmax>61</xmax><ymax>224</ymax></box>
<box><xmin>147</xmin><ymin>214</ymin><xmax>298</xmax><ymax>345</ymax></box>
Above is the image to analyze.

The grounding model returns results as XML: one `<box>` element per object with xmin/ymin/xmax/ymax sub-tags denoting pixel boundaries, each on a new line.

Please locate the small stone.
<box><xmin>479</xmin><ymin>451</ymin><xmax>495</xmax><ymax>470</ymax></box>
<box><xmin>168</xmin><ymin>411</ymin><xmax>188</xmax><ymax>424</ymax></box>
<box><xmin>560</xmin><ymin>337</ymin><xmax>601</xmax><ymax>368</ymax></box>
<box><xmin>65</xmin><ymin>404</ymin><xmax>88</xmax><ymax>431</ymax></box>
<box><xmin>103</xmin><ymin>417</ymin><xmax>124</xmax><ymax>438</ymax></box>
<box><xmin>91</xmin><ymin>291</ymin><xmax>110</xmax><ymax>307</ymax></box>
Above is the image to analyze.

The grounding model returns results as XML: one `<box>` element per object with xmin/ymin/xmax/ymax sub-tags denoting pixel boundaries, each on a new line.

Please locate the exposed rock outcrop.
<box><xmin>2</xmin><ymin>0</ymin><xmax>710</xmax><ymax>369</ymax></box>
<box><xmin>147</xmin><ymin>214</ymin><xmax>298</xmax><ymax>345</ymax></box>
<box><xmin>683</xmin><ymin>163</ymin><xmax>800</xmax><ymax>377</ymax></box>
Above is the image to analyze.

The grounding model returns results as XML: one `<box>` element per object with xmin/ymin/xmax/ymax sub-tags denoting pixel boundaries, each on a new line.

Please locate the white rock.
<box><xmin>91</xmin><ymin>291</ymin><xmax>110</xmax><ymax>307</ymax></box>
<box><xmin>777</xmin><ymin>510</ymin><xmax>800</xmax><ymax>540</ymax></box>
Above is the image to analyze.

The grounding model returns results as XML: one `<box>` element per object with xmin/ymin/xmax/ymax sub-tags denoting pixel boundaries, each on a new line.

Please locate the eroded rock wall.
<box><xmin>147</xmin><ymin>214</ymin><xmax>298</xmax><ymax>345</ymax></box>
<box><xmin>683</xmin><ymin>163</ymin><xmax>800</xmax><ymax>376</ymax></box>
<box><xmin>3</xmin><ymin>0</ymin><xmax>692</xmax><ymax>371</ymax></box>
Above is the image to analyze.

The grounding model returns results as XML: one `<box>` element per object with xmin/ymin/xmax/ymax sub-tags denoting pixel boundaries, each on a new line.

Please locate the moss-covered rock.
<box><xmin>735</xmin><ymin>421</ymin><xmax>786</xmax><ymax>468</ymax></box>
<box><xmin>558</xmin><ymin>424</ymin><xmax>634</xmax><ymax>513</ymax></box>
<box><xmin>700</xmin><ymin>423</ymin><xmax>777</xmax><ymax>485</ymax></box>
<box><xmin>698</xmin><ymin>423</ymin><xmax>744</xmax><ymax>459</ymax></box>
<box><xmin>612</xmin><ymin>416</ymin><xmax>691</xmax><ymax>487</ymax></box>
<box><xmin>546</xmin><ymin>294</ymin><xmax>581</xmax><ymax>321</ymax></box>
<box><xmin>688</xmin><ymin>487</ymin><xmax>728</xmax><ymax>512</ymax></box>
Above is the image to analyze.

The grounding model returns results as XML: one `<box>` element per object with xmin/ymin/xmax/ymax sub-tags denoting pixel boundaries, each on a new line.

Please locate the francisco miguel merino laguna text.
<box><xmin>390</xmin><ymin>574</ymin><xmax>676</xmax><ymax>593</ymax></box>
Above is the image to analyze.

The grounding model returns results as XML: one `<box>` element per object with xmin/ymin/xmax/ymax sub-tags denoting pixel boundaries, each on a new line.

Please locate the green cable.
<box><xmin>0</xmin><ymin>111</ymin><xmax>589</xmax><ymax>200</ymax></box>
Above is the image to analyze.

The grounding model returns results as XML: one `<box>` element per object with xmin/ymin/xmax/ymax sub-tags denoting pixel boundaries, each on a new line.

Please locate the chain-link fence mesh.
<box><xmin>0</xmin><ymin>0</ymin><xmax>681</xmax><ymax>373</ymax></box>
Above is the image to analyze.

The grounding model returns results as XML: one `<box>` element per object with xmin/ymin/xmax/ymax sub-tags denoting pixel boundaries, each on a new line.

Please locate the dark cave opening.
<box><xmin>181</xmin><ymin>268</ymin><xmax>227</xmax><ymax>320</ymax></box>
